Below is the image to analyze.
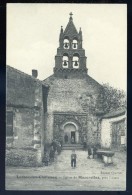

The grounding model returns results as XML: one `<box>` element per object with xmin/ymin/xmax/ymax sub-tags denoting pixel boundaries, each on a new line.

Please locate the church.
<box><xmin>42</xmin><ymin>13</ymin><xmax>104</xmax><ymax>148</ymax></box>
<box><xmin>6</xmin><ymin>13</ymin><xmax>126</xmax><ymax>166</ymax></box>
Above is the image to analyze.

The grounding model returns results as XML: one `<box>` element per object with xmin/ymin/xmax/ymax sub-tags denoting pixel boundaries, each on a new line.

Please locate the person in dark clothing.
<box><xmin>57</xmin><ymin>142</ymin><xmax>61</xmax><ymax>155</ymax></box>
<box><xmin>83</xmin><ymin>141</ymin><xmax>87</xmax><ymax>150</ymax></box>
<box><xmin>93</xmin><ymin>145</ymin><xmax>97</xmax><ymax>159</ymax></box>
<box><xmin>87</xmin><ymin>145</ymin><xmax>92</xmax><ymax>159</ymax></box>
<box><xmin>44</xmin><ymin>152</ymin><xmax>49</xmax><ymax>166</ymax></box>
<box><xmin>49</xmin><ymin>146</ymin><xmax>55</xmax><ymax>162</ymax></box>
<box><xmin>64</xmin><ymin>134</ymin><xmax>68</xmax><ymax>143</ymax></box>
<box><xmin>51</xmin><ymin>139</ymin><xmax>57</xmax><ymax>152</ymax></box>
<box><xmin>83</xmin><ymin>137</ymin><xmax>87</xmax><ymax>150</ymax></box>
<box><xmin>71</xmin><ymin>136</ymin><xmax>75</xmax><ymax>144</ymax></box>
<box><xmin>71</xmin><ymin>150</ymin><xmax>77</xmax><ymax>168</ymax></box>
<box><xmin>60</xmin><ymin>140</ymin><xmax>63</xmax><ymax>148</ymax></box>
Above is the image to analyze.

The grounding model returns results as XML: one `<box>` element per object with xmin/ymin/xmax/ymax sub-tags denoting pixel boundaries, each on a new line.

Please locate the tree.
<box><xmin>100</xmin><ymin>83</ymin><xmax>126</xmax><ymax>113</ymax></box>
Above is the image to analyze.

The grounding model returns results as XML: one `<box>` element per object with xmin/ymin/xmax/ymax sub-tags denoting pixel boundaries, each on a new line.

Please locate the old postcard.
<box><xmin>6</xmin><ymin>3</ymin><xmax>127</xmax><ymax>191</ymax></box>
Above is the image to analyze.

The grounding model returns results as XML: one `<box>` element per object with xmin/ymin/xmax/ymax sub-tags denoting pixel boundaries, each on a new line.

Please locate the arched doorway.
<box><xmin>62</xmin><ymin>122</ymin><xmax>79</xmax><ymax>144</ymax></box>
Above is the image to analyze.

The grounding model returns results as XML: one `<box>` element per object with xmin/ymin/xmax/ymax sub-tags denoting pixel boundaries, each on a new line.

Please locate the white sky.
<box><xmin>7</xmin><ymin>4</ymin><xmax>127</xmax><ymax>91</ymax></box>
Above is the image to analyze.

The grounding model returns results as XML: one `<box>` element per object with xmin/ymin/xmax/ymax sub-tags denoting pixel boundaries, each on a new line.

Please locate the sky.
<box><xmin>7</xmin><ymin>4</ymin><xmax>127</xmax><ymax>91</ymax></box>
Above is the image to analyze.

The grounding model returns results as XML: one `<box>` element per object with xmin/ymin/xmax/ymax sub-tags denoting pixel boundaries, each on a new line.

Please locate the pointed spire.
<box><xmin>59</xmin><ymin>26</ymin><xmax>63</xmax><ymax>46</ymax></box>
<box><xmin>79</xmin><ymin>27</ymin><xmax>82</xmax><ymax>40</ymax></box>
<box><xmin>59</xmin><ymin>26</ymin><xmax>63</xmax><ymax>40</ymax></box>
<box><xmin>64</xmin><ymin>12</ymin><xmax>78</xmax><ymax>35</ymax></box>
<box><xmin>60</xmin><ymin>26</ymin><xmax>63</xmax><ymax>33</ymax></box>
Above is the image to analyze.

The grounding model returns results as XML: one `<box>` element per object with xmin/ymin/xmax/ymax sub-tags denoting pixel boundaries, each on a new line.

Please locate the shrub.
<box><xmin>6</xmin><ymin>148</ymin><xmax>41</xmax><ymax>167</ymax></box>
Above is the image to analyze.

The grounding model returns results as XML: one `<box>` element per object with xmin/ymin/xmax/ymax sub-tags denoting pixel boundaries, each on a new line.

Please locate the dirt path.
<box><xmin>6</xmin><ymin>150</ymin><xmax>126</xmax><ymax>190</ymax></box>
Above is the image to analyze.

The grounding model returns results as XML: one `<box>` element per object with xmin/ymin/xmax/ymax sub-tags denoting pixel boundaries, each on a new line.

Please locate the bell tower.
<box><xmin>54</xmin><ymin>13</ymin><xmax>88</xmax><ymax>78</ymax></box>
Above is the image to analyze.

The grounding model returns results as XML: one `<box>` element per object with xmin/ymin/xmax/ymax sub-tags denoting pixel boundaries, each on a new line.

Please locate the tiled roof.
<box><xmin>6</xmin><ymin>65</ymin><xmax>44</xmax><ymax>85</ymax></box>
<box><xmin>102</xmin><ymin>108</ymin><xmax>126</xmax><ymax>119</ymax></box>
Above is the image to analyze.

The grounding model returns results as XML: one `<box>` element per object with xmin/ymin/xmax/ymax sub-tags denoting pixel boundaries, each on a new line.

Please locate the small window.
<box><xmin>6</xmin><ymin>111</ymin><xmax>13</xmax><ymax>136</ymax></box>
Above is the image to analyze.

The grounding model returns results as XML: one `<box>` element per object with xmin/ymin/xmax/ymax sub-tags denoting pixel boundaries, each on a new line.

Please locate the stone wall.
<box><xmin>53</xmin><ymin>112</ymin><xmax>87</xmax><ymax>143</ymax></box>
<box><xmin>6</xmin><ymin>107</ymin><xmax>34</xmax><ymax>148</ymax></box>
<box><xmin>6</xmin><ymin>65</ymin><xmax>46</xmax><ymax>166</ymax></box>
<box><xmin>87</xmin><ymin>114</ymin><xmax>101</xmax><ymax>146</ymax></box>
<box><xmin>43</xmin><ymin>74</ymin><xmax>103</xmax><ymax>145</ymax></box>
<box><xmin>100</xmin><ymin>114</ymin><xmax>126</xmax><ymax>149</ymax></box>
<box><xmin>6</xmin><ymin>106</ymin><xmax>42</xmax><ymax>166</ymax></box>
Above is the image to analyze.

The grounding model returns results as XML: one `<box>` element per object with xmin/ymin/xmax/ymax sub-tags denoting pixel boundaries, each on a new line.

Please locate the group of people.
<box><xmin>43</xmin><ymin>139</ymin><xmax>99</xmax><ymax>168</ymax></box>
<box><xmin>71</xmin><ymin>145</ymin><xmax>98</xmax><ymax>168</ymax></box>
<box><xmin>87</xmin><ymin>145</ymin><xmax>97</xmax><ymax>159</ymax></box>
<box><xmin>43</xmin><ymin>139</ymin><xmax>62</xmax><ymax>166</ymax></box>
<box><xmin>64</xmin><ymin>134</ymin><xmax>75</xmax><ymax>144</ymax></box>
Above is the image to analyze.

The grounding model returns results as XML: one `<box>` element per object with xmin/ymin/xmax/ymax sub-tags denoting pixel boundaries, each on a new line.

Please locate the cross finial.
<box><xmin>69</xmin><ymin>12</ymin><xmax>73</xmax><ymax>17</ymax></box>
<box><xmin>69</xmin><ymin>12</ymin><xmax>73</xmax><ymax>20</ymax></box>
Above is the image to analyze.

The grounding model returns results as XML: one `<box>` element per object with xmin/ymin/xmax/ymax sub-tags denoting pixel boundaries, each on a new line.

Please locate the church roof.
<box><xmin>63</xmin><ymin>13</ymin><xmax>78</xmax><ymax>36</ymax></box>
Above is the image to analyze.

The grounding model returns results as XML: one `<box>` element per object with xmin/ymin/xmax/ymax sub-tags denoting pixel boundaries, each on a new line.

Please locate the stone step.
<box><xmin>62</xmin><ymin>144</ymin><xmax>83</xmax><ymax>150</ymax></box>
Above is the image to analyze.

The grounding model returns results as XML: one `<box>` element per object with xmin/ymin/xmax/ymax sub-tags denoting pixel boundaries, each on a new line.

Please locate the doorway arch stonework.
<box><xmin>53</xmin><ymin>112</ymin><xmax>87</xmax><ymax>145</ymax></box>
<box><xmin>61</xmin><ymin>122</ymin><xmax>79</xmax><ymax>144</ymax></box>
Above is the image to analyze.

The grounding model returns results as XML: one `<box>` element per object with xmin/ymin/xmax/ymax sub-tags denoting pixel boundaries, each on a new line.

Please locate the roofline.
<box><xmin>6</xmin><ymin>65</ymin><xmax>46</xmax><ymax>86</ymax></box>
<box><xmin>42</xmin><ymin>74</ymin><xmax>54</xmax><ymax>82</ymax></box>
<box><xmin>102</xmin><ymin>110</ymin><xmax>126</xmax><ymax>119</ymax></box>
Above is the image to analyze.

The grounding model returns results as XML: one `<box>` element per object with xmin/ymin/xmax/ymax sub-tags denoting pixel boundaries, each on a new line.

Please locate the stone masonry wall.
<box><xmin>6</xmin><ymin>66</ymin><xmax>45</xmax><ymax>166</ymax></box>
<box><xmin>43</xmin><ymin>74</ymin><xmax>102</xmax><ymax>145</ymax></box>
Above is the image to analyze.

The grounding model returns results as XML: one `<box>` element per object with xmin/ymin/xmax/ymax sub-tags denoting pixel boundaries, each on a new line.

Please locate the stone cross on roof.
<box><xmin>69</xmin><ymin>12</ymin><xmax>73</xmax><ymax>17</ymax></box>
<box><xmin>69</xmin><ymin>12</ymin><xmax>73</xmax><ymax>20</ymax></box>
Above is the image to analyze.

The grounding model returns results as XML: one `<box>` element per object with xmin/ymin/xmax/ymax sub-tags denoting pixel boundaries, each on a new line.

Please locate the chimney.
<box><xmin>32</xmin><ymin>69</ymin><xmax>38</xmax><ymax>78</ymax></box>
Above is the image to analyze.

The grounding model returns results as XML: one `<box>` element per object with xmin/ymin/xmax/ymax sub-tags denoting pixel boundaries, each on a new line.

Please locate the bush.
<box><xmin>6</xmin><ymin>148</ymin><xmax>40</xmax><ymax>167</ymax></box>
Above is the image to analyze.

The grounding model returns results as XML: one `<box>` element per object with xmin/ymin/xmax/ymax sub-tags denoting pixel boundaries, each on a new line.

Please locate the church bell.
<box><xmin>73</xmin><ymin>43</ymin><xmax>77</xmax><ymax>49</ymax></box>
<box><xmin>63</xmin><ymin>60</ymin><xmax>67</xmax><ymax>66</ymax></box>
<box><xmin>64</xmin><ymin>43</ymin><xmax>69</xmax><ymax>49</ymax></box>
<box><xmin>74</xmin><ymin>60</ymin><xmax>78</xmax><ymax>66</ymax></box>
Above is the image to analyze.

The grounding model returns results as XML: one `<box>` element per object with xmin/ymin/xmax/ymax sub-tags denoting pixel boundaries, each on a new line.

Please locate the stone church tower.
<box><xmin>43</xmin><ymin>13</ymin><xmax>103</xmax><ymax>148</ymax></box>
<box><xmin>54</xmin><ymin>12</ymin><xmax>87</xmax><ymax>79</ymax></box>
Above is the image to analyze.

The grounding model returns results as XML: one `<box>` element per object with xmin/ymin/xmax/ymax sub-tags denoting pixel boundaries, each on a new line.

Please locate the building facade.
<box><xmin>42</xmin><ymin>14</ymin><xmax>104</xmax><ymax>147</ymax></box>
<box><xmin>6</xmin><ymin>65</ymin><xmax>48</xmax><ymax>166</ymax></box>
<box><xmin>101</xmin><ymin>109</ymin><xmax>126</xmax><ymax>149</ymax></box>
<box><xmin>6</xmin><ymin>14</ymin><xmax>126</xmax><ymax>166</ymax></box>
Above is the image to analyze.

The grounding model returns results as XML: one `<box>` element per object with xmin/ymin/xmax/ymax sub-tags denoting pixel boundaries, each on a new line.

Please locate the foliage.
<box><xmin>101</xmin><ymin>83</ymin><xmax>126</xmax><ymax>113</ymax></box>
<box><xmin>79</xmin><ymin>83</ymin><xmax>126</xmax><ymax>114</ymax></box>
<box><xmin>6</xmin><ymin>148</ymin><xmax>39</xmax><ymax>167</ymax></box>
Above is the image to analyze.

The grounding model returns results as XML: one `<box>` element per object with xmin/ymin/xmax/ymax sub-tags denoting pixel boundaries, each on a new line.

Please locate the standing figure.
<box><xmin>71</xmin><ymin>150</ymin><xmax>77</xmax><ymax>168</ymax></box>
<box><xmin>64</xmin><ymin>134</ymin><xmax>68</xmax><ymax>143</ymax></box>
<box><xmin>44</xmin><ymin>152</ymin><xmax>49</xmax><ymax>166</ymax></box>
<box><xmin>93</xmin><ymin>145</ymin><xmax>97</xmax><ymax>159</ymax></box>
<box><xmin>71</xmin><ymin>136</ymin><xmax>75</xmax><ymax>144</ymax></box>
<box><xmin>83</xmin><ymin>141</ymin><xmax>87</xmax><ymax>150</ymax></box>
<box><xmin>87</xmin><ymin>145</ymin><xmax>92</xmax><ymax>159</ymax></box>
<box><xmin>51</xmin><ymin>139</ymin><xmax>57</xmax><ymax>153</ymax></box>
<box><xmin>49</xmin><ymin>146</ymin><xmax>55</xmax><ymax>162</ymax></box>
<box><xmin>57</xmin><ymin>142</ymin><xmax>61</xmax><ymax>155</ymax></box>
<box><xmin>83</xmin><ymin>137</ymin><xmax>87</xmax><ymax>150</ymax></box>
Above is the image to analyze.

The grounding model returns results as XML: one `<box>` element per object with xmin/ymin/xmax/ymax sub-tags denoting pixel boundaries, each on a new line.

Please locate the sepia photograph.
<box><xmin>6</xmin><ymin>3</ymin><xmax>127</xmax><ymax>191</ymax></box>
